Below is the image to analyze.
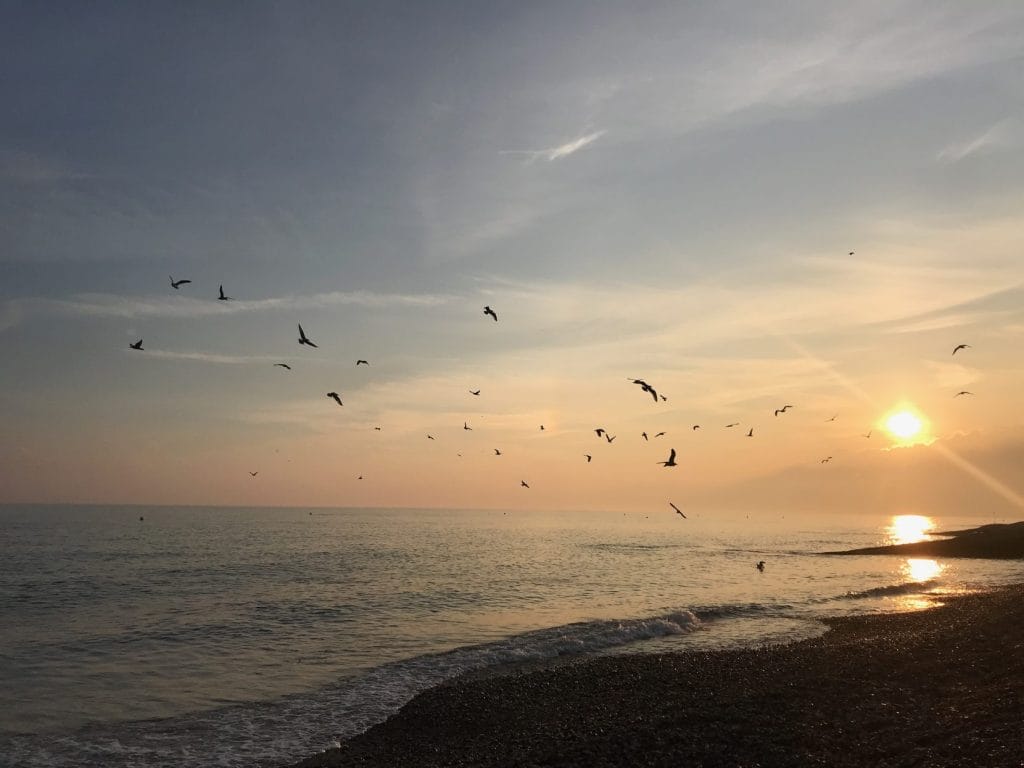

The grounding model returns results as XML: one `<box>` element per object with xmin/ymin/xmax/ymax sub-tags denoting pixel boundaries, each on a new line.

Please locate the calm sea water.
<box><xmin>1</xmin><ymin>504</ymin><xmax>1022</xmax><ymax>768</ymax></box>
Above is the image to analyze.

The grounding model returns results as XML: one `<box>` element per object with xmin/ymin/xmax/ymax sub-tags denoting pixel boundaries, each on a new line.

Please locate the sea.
<box><xmin>2</xmin><ymin>504</ymin><xmax>1022</xmax><ymax>768</ymax></box>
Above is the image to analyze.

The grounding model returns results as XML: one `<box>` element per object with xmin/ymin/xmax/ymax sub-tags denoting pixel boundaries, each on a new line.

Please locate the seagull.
<box><xmin>356</xmin><ymin>360</ymin><xmax>369</xmax><ymax>366</ymax></box>
<box><xmin>218</xmin><ymin>285</ymin><xmax>232</xmax><ymax>300</ymax></box>
<box><xmin>374</xmin><ymin>427</ymin><xmax>382</xmax><ymax>431</ymax></box>
<box><xmin>658</xmin><ymin>448</ymin><xmax>678</xmax><ymax>467</ymax></box>
<box><xmin>539</xmin><ymin>425</ymin><xmax>545</xmax><ymax>431</ymax></box>
<box><xmin>659</xmin><ymin>394</ymin><xmax>667</xmax><ymax>402</ymax></box>
<box><xmin>725</xmin><ymin>423</ymin><xmax>739</xmax><ymax>428</ymax></box>
<box><xmin>584</xmin><ymin>454</ymin><xmax>592</xmax><ymax>462</ymax></box>
<box><xmin>669</xmin><ymin>502</ymin><xmax>686</xmax><ymax>519</ymax></box>
<box><xmin>249</xmin><ymin>471</ymin><xmax>258</xmax><ymax>477</ymax></box>
<box><xmin>169</xmin><ymin>276</ymin><xmax>191</xmax><ymax>290</ymax></box>
<box><xmin>595</xmin><ymin>428</ymin><xmax>606</xmax><ymax>437</ymax></box>
<box><xmin>483</xmin><ymin>305</ymin><xmax>498</xmax><ymax>321</ymax></box>
<box><xmin>821</xmin><ymin>457</ymin><xmax>832</xmax><ymax>464</ymax></box>
<box><xmin>692</xmin><ymin>425</ymin><xmax>700</xmax><ymax>430</ymax></box>
<box><xmin>746</xmin><ymin>428</ymin><xmax>754</xmax><ymax>437</ymax></box>
<box><xmin>642</xmin><ymin>432</ymin><xmax>649</xmax><ymax>441</ymax></box>
<box><xmin>774</xmin><ymin>405</ymin><xmax>794</xmax><ymax>417</ymax></box>
<box><xmin>630</xmin><ymin>378</ymin><xmax>659</xmax><ymax>403</ymax></box>
<box><xmin>273</xmin><ymin>363</ymin><xmax>291</xmax><ymax>370</ymax></box>
<box><xmin>327</xmin><ymin>392</ymin><xmax>343</xmax><ymax>406</ymax></box>
<box><xmin>952</xmin><ymin>344</ymin><xmax>970</xmax><ymax>356</ymax></box>
<box><xmin>825</xmin><ymin>415</ymin><xmax>838</xmax><ymax>422</ymax></box>
<box><xmin>358</xmin><ymin>475</ymin><xmax>363</xmax><ymax>480</ymax></box>
<box><xmin>756</xmin><ymin>561</ymin><xmax>765</xmax><ymax>571</ymax></box>
<box><xmin>605</xmin><ymin>434</ymin><xmax>616</xmax><ymax>444</ymax></box>
<box><xmin>863</xmin><ymin>431</ymin><xmax>872</xmax><ymax>438</ymax></box>
<box><xmin>427</xmin><ymin>434</ymin><xmax>435</xmax><ymax>440</ymax></box>
<box><xmin>469</xmin><ymin>390</ymin><xmax>481</xmax><ymax>396</ymax></box>
<box><xmin>297</xmin><ymin>324</ymin><xmax>318</xmax><ymax>348</ymax></box>
<box><xmin>129</xmin><ymin>339</ymin><xmax>144</xmax><ymax>350</ymax></box>
<box><xmin>954</xmin><ymin>390</ymin><xmax>974</xmax><ymax>397</ymax></box>
<box><xmin>463</xmin><ymin>422</ymin><xmax>472</xmax><ymax>431</ymax></box>
<box><xmin>520</xmin><ymin>480</ymin><xmax>529</xmax><ymax>488</ymax></box>
<box><xmin>654</xmin><ymin>431</ymin><xmax>666</xmax><ymax>437</ymax></box>
<box><xmin>494</xmin><ymin>449</ymin><xmax>502</xmax><ymax>456</ymax></box>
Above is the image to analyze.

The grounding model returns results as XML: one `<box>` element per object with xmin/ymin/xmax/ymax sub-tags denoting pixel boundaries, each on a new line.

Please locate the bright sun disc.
<box><xmin>886</xmin><ymin>411</ymin><xmax>922</xmax><ymax>440</ymax></box>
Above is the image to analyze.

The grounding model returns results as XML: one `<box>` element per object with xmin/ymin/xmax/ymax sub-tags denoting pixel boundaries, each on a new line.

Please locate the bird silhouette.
<box><xmin>654</xmin><ymin>431</ymin><xmax>666</xmax><ymax>437</ymax></box>
<box><xmin>463</xmin><ymin>422</ymin><xmax>472</xmax><ymax>431</ymax></box>
<box><xmin>756</xmin><ymin>560</ymin><xmax>765</xmax><ymax>571</ymax></box>
<box><xmin>746</xmin><ymin>428</ymin><xmax>754</xmax><ymax>437</ymax></box>
<box><xmin>297</xmin><ymin>324</ymin><xmax>318</xmax><ymax>348</ymax></box>
<box><xmin>520</xmin><ymin>480</ymin><xmax>529</xmax><ymax>488</ymax></box>
<box><xmin>357</xmin><ymin>475</ymin><xmax>363</xmax><ymax>480</ymax></box>
<box><xmin>169</xmin><ymin>276</ymin><xmax>191</xmax><ymax>289</ymax></box>
<box><xmin>273</xmin><ymin>363</ymin><xmax>291</xmax><ymax>370</ymax></box>
<box><xmin>825</xmin><ymin>415</ymin><xmax>838</xmax><ymax>422</ymax></box>
<box><xmin>725</xmin><ymin>423</ymin><xmax>738</xmax><ymax>428</ymax></box>
<box><xmin>584</xmin><ymin>454</ymin><xmax>592</xmax><ymax>462</ymax></box>
<box><xmin>218</xmin><ymin>285</ymin><xmax>232</xmax><ymax>300</ymax></box>
<box><xmin>539</xmin><ymin>425</ymin><xmax>545</xmax><ymax>431</ymax></box>
<box><xmin>952</xmin><ymin>344</ymin><xmax>970</xmax><ymax>356</ymax></box>
<box><xmin>954</xmin><ymin>390</ymin><xmax>974</xmax><ymax>397</ymax></box>
<box><xmin>658</xmin><ymin>448</ymin><xmax>678</xmax><ymax>467</ymax></box>
<box><xmin>669</xmin><ymin>502</ymin><xmax>686</xmax><ymax>519</ymax></box>
<box><xmin>630</xmin><ymin>378</ymin><xmax>659</xmax><ymax>402</ymax></box>
<box><xmin>484</xmin><ymin>306</ymin><xmax>498</xmax><ymax>321</ymax></box>
<box><xmin>249</xmin><ymin>471</ymin><xmax>258</xmax><ymax>477</ymax></box>
<box><xmin>129</xmin><ymin>339</ymin><xmax>144</xmax><ymax>350</ymax></box>
<box><xmin>659</xmin><ymin>394</ymin><xmax>667</xmax><ymax>402</ymax></box>
<box><xmin>327</xmin><ymin>392</ymin><xmax>343</xmax><ymax>406</ymax></box>
<box><xmin>692</xmin><ymin>425</ymin><xmax>700</xmax><ymax>430</ymax></box>
<box><xmin>356</xmin><ymin>360</ymin><xmax>369</xmax><ymax>366</ymax></box>
<box><xmin>821</xmin><ymin>457</ymin><xmax>832</xmax><ymax>463</ymax></box>
<box><xmin>774</xmin><ymin>405</ymin><xmax>794</xmax><ymax>417</ymax></box>
<box><xmin>494</xmin><ymin>449</ymin><xmax>502</xmax><ymax>456</ymax></box>
<box><xmin>427</xmin><ymin>434</ymin><xmax>435</xmax><ymax>440</ymax></box>
<box><xmin>595</xmin><ymin>428</ymin><xmax>606</xmax><ymax>437</ymax></box>
<box><xmin>863</xmin><ymin>431</ymin><xmax>872</xmax><ymax>438</ymax></box>
<box><xmin>469</xmin><ymin>390</ymin><xmax>481</xmax><ymax>396</ymax></box>
<box><xmin>605</xmin><ymin>434</ymin><xmax>616</xmax><ymax>444</ymax></box>
<box><xmin>642</xmin><ymin>432</ymin><xmax>648</xmax><ymax>441</ymax></box>
<box><xmin>374</xmin><ymin>426</ymin><xmax>382</xmax><ymax>431</ymax></box>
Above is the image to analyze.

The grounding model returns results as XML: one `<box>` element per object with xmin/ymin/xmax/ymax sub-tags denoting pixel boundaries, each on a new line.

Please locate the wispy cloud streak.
<box><xmin>133</xmin><ymin>349</ymin><xmax>300</xmax><ymax>365</ymax></box>
<box><xmin>500</xmin><ymin>130</ymin><xmax>606</xmax><ymax>162</ymax></box>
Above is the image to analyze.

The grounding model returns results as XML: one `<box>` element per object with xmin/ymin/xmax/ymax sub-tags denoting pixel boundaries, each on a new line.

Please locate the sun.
<box><xmin>883</xmin><ymin>407</ymin><xmax>931</xmax><ymax>445</ymax></box>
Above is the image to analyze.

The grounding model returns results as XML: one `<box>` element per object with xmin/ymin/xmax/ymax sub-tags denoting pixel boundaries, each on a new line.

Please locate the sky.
<box><xmin>2</xmin><ymin>1</ymin><xmax>1023</xmax><ymax>516</ymax></box>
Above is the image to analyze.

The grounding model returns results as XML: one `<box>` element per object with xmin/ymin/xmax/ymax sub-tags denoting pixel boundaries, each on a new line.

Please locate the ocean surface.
<box><xmin>1</xmin><ymin>504</ymin><xmax>1022</xmax><ymax>768</ymax></box>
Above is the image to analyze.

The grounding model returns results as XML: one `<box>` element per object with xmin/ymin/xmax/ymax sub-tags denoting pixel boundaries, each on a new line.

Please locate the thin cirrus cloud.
<box><xmin>133</xmin><ymin>349</ymin><xmax>302</xmax><ymax>366</ymax></box>
<box><xmin>13</xmin><ymin>289</ymin><xmax>451</xmax><ymax>323</ymax></box>
<box><xmin>499</xmin><ymin>130</ymin><xmax>607</xmax><ymax>162</ymax></box>
<box><xmin>936</xmin><ymin>121</ymin><xmax>1015</xmax><ymax>163</ymax></box>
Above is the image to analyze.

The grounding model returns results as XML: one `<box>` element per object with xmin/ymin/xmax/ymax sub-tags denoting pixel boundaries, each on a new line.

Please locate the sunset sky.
<box><xmin>2</xmin><ymin>1</ymin><xmax>1023</xmax><ymax>515</ymax></box>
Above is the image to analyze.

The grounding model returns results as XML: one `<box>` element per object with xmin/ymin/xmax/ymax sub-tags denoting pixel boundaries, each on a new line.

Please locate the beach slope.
<box><xmin>824</xmin><ymin>521</ymin><xmax>1024</xmax><ymax>558</ymax></box>
<box><xmin>292</xmin><ymin>585</ymin><xmax>1024</xmax><ymax>768</ymax></box>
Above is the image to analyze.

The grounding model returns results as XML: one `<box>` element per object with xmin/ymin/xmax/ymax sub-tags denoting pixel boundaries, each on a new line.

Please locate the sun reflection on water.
<box><xmin>904</xmin><ymin>558</ymin><xmax>943</xmax><ymax>583</ymax></box>
<box><xmin>887</xmin><ymin>514</ymin><xmax>934</xmax><ymax>545</ymax></box>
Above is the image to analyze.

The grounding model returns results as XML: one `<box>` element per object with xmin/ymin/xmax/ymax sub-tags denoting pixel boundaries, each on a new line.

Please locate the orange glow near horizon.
<box><xmin>887</xmin><ymin>514</ymin><xmax>934</xmax><ymax>545</ymax></box>
<box><xmin>883</xmin><ymin>406</ymin><xmax>930</xmax><ymax>445</ymax></box>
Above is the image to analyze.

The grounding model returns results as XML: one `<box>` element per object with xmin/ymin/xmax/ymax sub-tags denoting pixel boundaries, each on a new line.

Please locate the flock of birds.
<box><xmin>128</xmin><ymin>276</ymin><xmax>977</xmax><ymax>535</ymax></box>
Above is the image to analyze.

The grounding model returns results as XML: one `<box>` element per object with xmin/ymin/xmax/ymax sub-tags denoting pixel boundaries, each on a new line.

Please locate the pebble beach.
<box><xmin>293</xmin><ymin>584</ymin><xmax>1024</xmax><ymax>768</ymax></box>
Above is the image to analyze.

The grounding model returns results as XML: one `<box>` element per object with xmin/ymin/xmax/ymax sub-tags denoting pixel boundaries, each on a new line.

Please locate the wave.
<box><xmin>841</xmin><ymin>579</ymin><xmax>941</xmax><ymax>600</ymax></box>
<box><xmin>0</xmin><ymin>609</ymin><xmax>701</xmax><ymax>768</ymax></box>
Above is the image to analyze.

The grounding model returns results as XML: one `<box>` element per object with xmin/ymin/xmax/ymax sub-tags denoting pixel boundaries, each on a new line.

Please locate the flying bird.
<box><xmin>327</xmin><ymin>392</ymin><xmax>343</xmax><ymax>406</ymax></box>
<box><xmin>659</xmin><ymin>394</ymin><xmax>667</xmax><ymax>402</ymax></box>
<box><xmin>774</xmin><ymin>405</ymin><xmax>794</xmax><ymax>417</ymax></box>
<box><xmin>427</xmin><ymin>434</ymin><xmax>435</xmax><ymax>440</ymax></box>
<box><xmin>374</xmin><ymin>427</ymin><xmax>382</xmax><ymax>431</ymax></box>
<box><xmin>952</xmin><ymin>344</ymin><xmax>970</xmax><ymax>356</ymax></box>
<box><xmin>494</xmin><ymin>449</ymin><xmax>502</xmax><ymax>456</ymax></box>
<box><xmin>605</xmin><ymin>434</ymin><xmax>616</xmax><ymax>444</ymax></box>
<box><xmin>218</xmin><ymin>285</ymin><xmax>232</xmax><ymax>300</ymax></box>
<box><xmin>725</xmin><ymin>423</ymin><xmax>739</xmax><ymax>428</ymax></box>
<box><xmin>658</xmin><ymin>448</ymin><xmax>678</xmax><ymax>467</ymax></box>
<box><xmin>464</xmin><ymin>422</ymin><xmax>473</xmax><ymax>431</ymax></box>
<box><xmin>746</xmin><ymin>428</ymin><xmax>754</xmax><ymax>437</ymax></box>
<box><xmin>630</xmin><ymin>378</ymin><xmax>659</xmax><ymax>403</ymax></box>
<box><xmin>692</xmin><ymin>425</ymin><xmax>700</xmax><ymax>430</ymax></box>
<box><xmin>669</xmin><ymin>502</ymin><xmax>686</xmax><ymax>519</ymax></box>
<box><xmin>520</xmin><ymin>480</ymin><xmax>529</xmax><ymax>488</ymax></box>
<box><xmin>654</xmin><ymin>431</ymin><xmax>666</xmax><ymax>437</ymax></box>
<box><xmin>642</xmin><ymin>432</ymin><xmax>648</xmax><ymax>441</ymax></box>
<box><xmin>273</xmin><ymin>363</ymin><xmax>291</xmax><ymax>370</ymax></box>
<box><xmin>825</xmin><ymin>415</ymin><xmax>838</xmax><ymax>422</ymax></box>
<box><xmin>249</xmin><ymin>471</ymin><xmax>258</xmax><ymax>477</ymax></box>
<box><xmin>483</xmin><ymin>306</ymin><xmax>498</xmax><ymax>321</ymax></box>
<box><xmin>169</xmin><ymin>276</ymin><xmax>191</xmax><ymax>290</ymax></box>
<box><xmin>356</xmin><ymin>360</ymin><xmax>369</xmax><ymax>366</ymax></box>
<box><xmin>358</xmin><ymin>475</ymin><xmax>363</xmax><ymax>480</ymax></box>
<box><xmin>297</xmin><ymin>324</ymin><xmax>318</xmax><ymax>348</ymax></box>
<box><xmin>129</xmin><ymin>339</ymin><xmax>144</xmax><ymax>350</ymax></box>
<box><xmin>821</xmin><ymin>457</ymin><xmax>832</xmax><ymax>464</ymax></box>
<box><xmin>469</xmin><ymin>390</ymin><xmax>481</xmax><ymax>396</ymax></box>
<box><xmin>863</xmin><ymin>431</ymin><xmax>872</xmax><ymax>438</ymax></box>
<box><xmin>594</xmin><ymin>428</ymin><xmax>606</xmax><ymax>437</ymax></box>
<box><xmin>954</xmin><ymin>391</ymin><xmax>974</xmax><ymax>397</ymax></box>
<box><xmin>539</xmin><ymin>425</ymin><xmax>545</xmax><ymax>431</ymax></box>
<box><xmin>756</xmin><ymin>561</ymin><xmax>766</xmax><ymax>571</ymax></box>
<box><xmin>584</xmin><ymin>454</ymin><xmax>592</xmax><ymax>463</ymax></box>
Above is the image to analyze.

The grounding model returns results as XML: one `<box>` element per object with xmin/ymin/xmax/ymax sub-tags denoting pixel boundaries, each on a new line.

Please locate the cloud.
<box><xmin>936</xmin><ymin>121</ymin><xmax>1014</xmax><ymax>163</ymax></box>
<box><xmin>134</xmin><ymin>349</ymin><xmax>302</xmax><ymax>365</ymax></box>
<box><xmin>500</xmin><ymin>130</ymin><xmax>606</xmax><ymax>162</ymax></box>
<box><xmin>20</xmin><ymin>289</ymin><xmax>451</xmax><ymax>321</ymax></box>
